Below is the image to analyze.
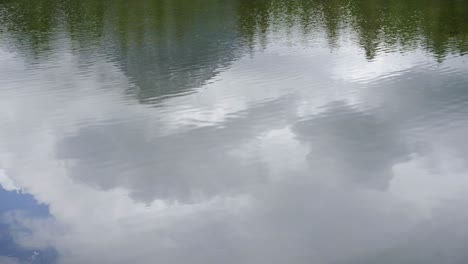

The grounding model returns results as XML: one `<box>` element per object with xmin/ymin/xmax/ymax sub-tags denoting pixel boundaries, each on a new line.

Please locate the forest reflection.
<box><xmin>2</xmin><ymin>0</ymin><xmax>466</xmax><ymax>59</ymax></box>
<box><xmin>238</xmin><ymin>0</ymin><xmax>468</xmax><ymax>60</ymax></box>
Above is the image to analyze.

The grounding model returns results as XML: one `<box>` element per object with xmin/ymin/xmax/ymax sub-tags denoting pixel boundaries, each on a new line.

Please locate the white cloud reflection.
<box><xmin>1</xmin><ymin>33</ymin><xmax>468</xmax><ymax>264</ymax></box>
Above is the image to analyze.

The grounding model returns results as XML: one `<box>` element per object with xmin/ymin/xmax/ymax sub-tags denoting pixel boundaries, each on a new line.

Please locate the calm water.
<box><xmin>0</xmin><ymin>0</ymin><xmax>467</xmax><ymax>263</ymax></box>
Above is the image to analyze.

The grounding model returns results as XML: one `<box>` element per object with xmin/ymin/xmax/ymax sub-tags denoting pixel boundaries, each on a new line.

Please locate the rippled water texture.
<box><xmin>0</xmin><ymin>0</ymin><xmax>467</xmax><ymax>263</ymax></box>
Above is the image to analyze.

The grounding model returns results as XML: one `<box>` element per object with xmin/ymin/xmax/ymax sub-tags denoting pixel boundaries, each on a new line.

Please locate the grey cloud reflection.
<box><xmin>293</xmin><ymin>101</ymin><xmax>409</xmax><ymax>190</ymax></box>
<box><xmin>55</xmin><ymin>95</ymin><xmax>298</xmax><ymax>202</ymax></box>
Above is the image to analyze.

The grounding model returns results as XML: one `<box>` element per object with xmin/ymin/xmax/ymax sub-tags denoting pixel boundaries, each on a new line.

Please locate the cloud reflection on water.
<box><xmin>1</xmin><ymin>0</ymin><xmax>468</xmax><ymax>263</ymax></box>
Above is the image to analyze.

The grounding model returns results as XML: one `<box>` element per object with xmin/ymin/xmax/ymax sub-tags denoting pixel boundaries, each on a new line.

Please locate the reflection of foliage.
<box><xmin>0</xmin><ymin>0</ymin><xmax>466</xmax><ymax>62</ymax></box>
<box><xmin>0</xmin><ymin>0</ymin><xmax>237</xmax><ymax>57</ymax></box>
<box><xmin>238</xmin><ymin>0</ymin><xmax>468</xmax><ymax>60</ymax></box>
<box><xmin>0</xmin><ymin>0</ymin><xmax>57</xmax><ymax>57</ymax></box>
<box><xmin>350</xmin><ymin>0</ymin><xmax>468</xmax><ymax>60</ymax></box>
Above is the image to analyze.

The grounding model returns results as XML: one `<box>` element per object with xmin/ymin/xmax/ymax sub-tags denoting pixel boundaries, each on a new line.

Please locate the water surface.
<box><xmin>0</xmin><ymin>0</ymin><xmax>468</xmax><ymax>263</ymax></box>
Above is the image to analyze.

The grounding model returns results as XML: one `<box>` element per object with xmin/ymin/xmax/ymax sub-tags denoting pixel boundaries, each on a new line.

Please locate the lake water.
<box><xmin>0</xmin><ymin>0</ymin><xmax>467</xmax><ymax>263</ymax></box>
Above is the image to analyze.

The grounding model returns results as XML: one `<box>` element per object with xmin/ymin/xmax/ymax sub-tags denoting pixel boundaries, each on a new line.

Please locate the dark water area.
<box><xmin>0</xmin><ymin>0</ymin><xmax>467</xmax><ymax>263</ymax></box>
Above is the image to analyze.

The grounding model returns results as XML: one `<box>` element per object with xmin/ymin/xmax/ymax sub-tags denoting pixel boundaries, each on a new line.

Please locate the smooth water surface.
<box><xmin>0</xmin><ymin>0</ymin><xmax>468</xmax><ymax>263</ymax></box>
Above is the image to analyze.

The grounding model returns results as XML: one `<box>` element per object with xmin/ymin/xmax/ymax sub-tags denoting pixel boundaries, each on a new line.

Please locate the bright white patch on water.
<box><xmin>0</xmin><ymin>169</ymin><xmax>19</xmax><ymax>191</ymax></box>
